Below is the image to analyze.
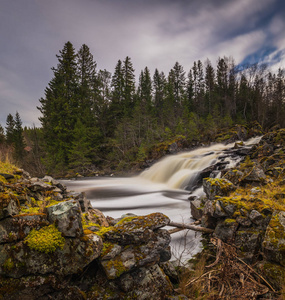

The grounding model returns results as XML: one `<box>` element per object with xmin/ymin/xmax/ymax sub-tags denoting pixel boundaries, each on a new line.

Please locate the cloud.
<box><xmin>0</xmin><ymin>0</ymin><xmax>284</xmax><ymax>127</ymax></box>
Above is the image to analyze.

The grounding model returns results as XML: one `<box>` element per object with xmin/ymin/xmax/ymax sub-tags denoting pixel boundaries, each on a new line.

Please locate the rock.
<box><xmin>0</xmin><ymin>173</ymin><xmax>14</xmax><ymax>180</ymax></box>
<box><xmin>0</xmin><ymin>193</ymin><xmax>20</xmax><ymax>220</ymax></box>
<box><xmin>84</xmin><ymin>208</ymin><xmax>109</xmax><ymax>227</ymax></box>
<box><xmin>105</xmin><ymin>213</ymin><xmax>170</xmax><ymax>245</ymax></box>
<box><xmin>214</xmin><ymin>219</ymin><xmax>238</xmax><ymax>242</ymax></box>
<box><xmin>101</xmin><ymin>229</ymin><xmax>171</xmax><ymax>279</ymax></box>
<box><xmin>29</xmin><ymin>181</ymin><xmax>54</xmax><ymax>192</ymax></box>
<box><xmin>223</xmin><ymin>169</ymin><xmax>244</xmax><ymax>185</ymax></box>
<box><xmin>236</xmin><ymin>216</ymin><xmax>252</xmax><ymax>227</ymax></box>
<box><xmin>262</xmin><ymin>211</ymin><xmax>285</xmax><ymax>266</ymax></box>
<box><xmin>0</xmin><ymin>233</ymin><xmax>103</xmax><ymax>278</ymax></box>
<box><xmin>242</xmin><ymin>165</ymin><xmax>266</xmax><ymax>183</ymax></box>
<box><xmin>190</xmin><ymin>198</ymin><xmax>203</xmax><ymax>220</ymax></box>
<box><xmin>76</xmin><ymin>192</ymin><xmax>92</xmax><ymax>213</ymax></box>
<box><xmin>235</xmin><ymin>229</ymin><xmax>263</xmax><ymax>262</ymax></box>
<box><xmin>160</xmin><ymin>261</ymin><xmax>179</xmax><ymax>283</ymax></box>
<box><xmin>249</xmin><ymin>209</ymin><xmax>264</xmax><ymax>225</ymax></box>
<box><xmin>0</xmin><ymin>214</ymin><xmax>49</xmax><ymax>243</ymax></box>
<box><xmin>47</xmin><ymin>200</ymin><xmax>83</xmax><ymax>237</ymax></box>
<box><xmin>203</xmin><ymin>178</ymin><xmax>236</xmax><ymax>200</ymax></box>
<box><xmin>118</xmin><ymin>264</ymin><xmax>173</xmax><ymax>299</ymax></box>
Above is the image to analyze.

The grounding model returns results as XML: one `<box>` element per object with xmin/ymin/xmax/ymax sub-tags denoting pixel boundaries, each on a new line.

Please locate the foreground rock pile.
<box><xmin>0</xmin><ymin>165</ymin><xmax>179</xmax><ymax>299</ymax></box>
<box><xmin>191</xmin><ymin>129</ymin><xmax>285</xmax><ymax>297</ymax></box>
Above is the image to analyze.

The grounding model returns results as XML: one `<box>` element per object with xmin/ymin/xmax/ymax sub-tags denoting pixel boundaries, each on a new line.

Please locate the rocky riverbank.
<box><xmin>1</xmin><ymin>127</ymin><xmax>285</xmax><ymax>299</ymax></box>
<box><xmin>190</xmin><ymin>128</ymin><xmax>285</xmax><ymax>298</ymax></box>
<box><xmin>0</xmin><ymin>165</ymin><xmax>183</xmax><ymax>299</ymax></box>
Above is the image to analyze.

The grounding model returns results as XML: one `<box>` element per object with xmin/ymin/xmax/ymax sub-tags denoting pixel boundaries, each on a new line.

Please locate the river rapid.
<box><xmin>62</xmin><ymin>137</ymin><xmax>261</xmax><ymax>263</ymax></box>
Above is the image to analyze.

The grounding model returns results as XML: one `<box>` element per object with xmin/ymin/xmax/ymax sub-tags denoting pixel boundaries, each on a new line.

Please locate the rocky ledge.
<box><xmin>190</xmin><ymin>128</ymin><xmax>285</xmax><ymax>297</ymax></box>
<box><xmin>0</xmin><ymin>165</ymin><xmax>181</xmax><ymax>299</ymax></box>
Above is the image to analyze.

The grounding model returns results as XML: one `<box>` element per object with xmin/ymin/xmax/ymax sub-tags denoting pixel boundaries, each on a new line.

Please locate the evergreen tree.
<box><xmin>204</xmin><ymin>59</ymin><xmax>215</xmax><ymax>115</ymax></box>
<box><xmin>0</xmin><ymin>124</ymin><xmax>5</xmax><ymax>144</ymax></box>
<box><xmin>38</xmin><ymin>41</ymin><xmax>79</xmax><ymax>172</ymax></box>
<box><xmin>5</xmin><ymin>113</ymin><xmax>15</xmax><ymax>145</ymax></box>
<box><xmin>122</xmin><ymin>56</ymin><xmax>136</xmax><ymax>116</ymax></box>
<box><xmin>13</xmin><ymin>112</ymin><xmax>25</xmax><ymax>162</ymax></box>
<box><xmin>153</xmin><ymin>69</ymin><xmax>166</xmax><ymax>116</ymax></box>
<box><xmin>137</xmin><ymin>67</ymin><xmax>153</xmax><ymax>114</ymax></box>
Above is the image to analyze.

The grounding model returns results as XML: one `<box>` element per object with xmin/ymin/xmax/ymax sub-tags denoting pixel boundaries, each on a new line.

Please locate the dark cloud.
<box><xmin>0</xmin><ymin>0</ymin><xmax>284</xmax><ymax>127</ymax></box>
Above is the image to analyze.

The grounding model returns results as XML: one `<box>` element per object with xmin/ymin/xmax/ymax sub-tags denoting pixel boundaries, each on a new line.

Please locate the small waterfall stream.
<box><xmin>62</xmin><ymin>136</ymin><xmax>261</xmax><ymax>262</ymax></box>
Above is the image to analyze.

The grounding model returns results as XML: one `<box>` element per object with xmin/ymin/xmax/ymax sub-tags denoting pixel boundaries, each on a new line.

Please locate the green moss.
<box><xmin>24</xmin><ymin>224</ymin><xmax>65</xmax><ymax>254</ymax></box>
<box><xmin>101</xmin><ymin>242</ymin><xmax>115</xmax><ymax>257</ymax></box>
<box><xmin>3</xmin><ymin>258</ymin><xmax>14</xmax><ymax>271</ymax></box>
<box><xmin>106</xmin><ymin>258</ymin><xmax>127</xmax><ymax>278</ymax></box>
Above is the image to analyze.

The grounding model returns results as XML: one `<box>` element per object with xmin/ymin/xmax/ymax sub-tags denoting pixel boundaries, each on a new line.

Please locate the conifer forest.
<box><xmin>0</xmin><ymin>41</ymin><xmax>284</xmax><ymax>177</ymax></box>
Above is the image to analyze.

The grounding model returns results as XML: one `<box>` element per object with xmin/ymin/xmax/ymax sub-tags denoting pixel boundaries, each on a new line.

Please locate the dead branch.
<box><xmin>168</xmin><ymin>221</ymin><xmax>214</xmax><ymax>234</ymax></box>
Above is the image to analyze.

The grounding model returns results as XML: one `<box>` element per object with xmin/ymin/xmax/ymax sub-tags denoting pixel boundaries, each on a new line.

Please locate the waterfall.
<box><xmin>139</xmin><ymin>136</ymin><xmax>261</xmax><ymax>190</ymax></box>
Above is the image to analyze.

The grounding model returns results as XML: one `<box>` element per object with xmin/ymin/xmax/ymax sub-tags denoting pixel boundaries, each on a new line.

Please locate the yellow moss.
<box><xmin>106</xmin><ymin>258</ymin><xmax>127</xmax><ymax>277</ymax></box>
<box><xmin>0</xmin><ymin>162</ymin><xmax>20</xmax><ymax>175</ymax></box>
<box><xmin>217</xmin><ymin>179</ymin><xmax>285</xmax><ymax>213</ymax></box>
<box><xmin>24</xmin><ymin>224</ymin><xmax>65</xmax><ymax>254</ymax></box>
<box><xmin>101</xmin><ymin>242</ymin><xmax>115</xmax><ymax>257</ymax></box>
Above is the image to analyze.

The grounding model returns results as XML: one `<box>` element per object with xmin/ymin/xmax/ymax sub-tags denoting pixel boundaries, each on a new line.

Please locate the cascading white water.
<box><xmin>62</xmin><ymin>136</ymin><xmax>262</xmax><ymax>263</ymax></box>
<box><xmin>139</xmin><ymin>136</ymin><xmax>261</xmax><ymax>190</ymax></box>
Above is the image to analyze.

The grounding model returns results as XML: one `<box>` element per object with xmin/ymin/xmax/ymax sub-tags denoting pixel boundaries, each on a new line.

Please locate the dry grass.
<box><xmin>178</xmin><ymin>238</ymin><xmax>278</xmax><ymax>299</ymax></box>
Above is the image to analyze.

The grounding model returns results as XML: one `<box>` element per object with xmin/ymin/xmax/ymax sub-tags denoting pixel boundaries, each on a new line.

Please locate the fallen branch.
<box><xmin>168</xmin><ymin>220</ymin><xmax>201</xmax><ymax>234</ymax></box>
<box><xmin>168</xmin><ymin>221</ymin><xmax>214</xmax><ymax>234</ymax></box>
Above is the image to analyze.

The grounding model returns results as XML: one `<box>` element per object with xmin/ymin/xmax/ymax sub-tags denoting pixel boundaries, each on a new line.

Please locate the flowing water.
<box><xmin>62</xmin><ymin>137</ymin><xmax>261</xmax><ymax>263</ymax></box>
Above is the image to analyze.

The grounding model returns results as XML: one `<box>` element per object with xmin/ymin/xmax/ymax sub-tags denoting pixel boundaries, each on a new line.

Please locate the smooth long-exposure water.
<box><xmin>62</xmin><ymin>137</ymin><xmax>261</xmax><ymax>263</ymax></box>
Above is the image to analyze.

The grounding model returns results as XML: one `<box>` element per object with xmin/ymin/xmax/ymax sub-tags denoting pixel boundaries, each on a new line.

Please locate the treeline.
<box><xmin>1</xmin><ymin>41</ymin><xmax>285</xmax><ymax>176</ymax></box>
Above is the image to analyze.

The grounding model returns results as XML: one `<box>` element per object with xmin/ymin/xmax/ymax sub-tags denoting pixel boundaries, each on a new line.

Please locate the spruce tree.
<box><xmin>38</xmin><ymin>41</ymin><xmax>78</xmax><ymax>173</ymax></box>
<box><xmin>5</xmin><ymin>114</ymin><xmax>15</xmax><ymax>145</ymax></box>
<box><xmin>13</xmin><ymin>112</ymin><xmax>25</xmax><ymax>162</ymax></box>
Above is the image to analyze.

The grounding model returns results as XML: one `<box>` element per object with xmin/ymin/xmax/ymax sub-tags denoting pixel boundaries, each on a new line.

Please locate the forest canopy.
<box><xmin>1</xmin><ymin>41</ymin><xmax>284</xmax><ymax>177</ymax></box>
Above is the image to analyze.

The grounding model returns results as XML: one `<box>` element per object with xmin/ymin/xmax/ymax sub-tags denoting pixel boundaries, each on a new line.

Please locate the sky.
<box><xmin>0</xmin><ymin>0</ymin><xmax>285</xmax><ymax>128</ymax></box>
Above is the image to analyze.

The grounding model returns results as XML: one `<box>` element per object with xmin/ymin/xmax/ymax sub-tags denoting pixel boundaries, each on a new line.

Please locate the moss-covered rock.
<box><xmin>262</xmin><ymin>211</ymin><xmax>285</xmax><ymax>266</ymax></box>
<box><xmin>203</xmin><ymin>178</ymin><xmax>236</xmax><ymax>200</ymax></box>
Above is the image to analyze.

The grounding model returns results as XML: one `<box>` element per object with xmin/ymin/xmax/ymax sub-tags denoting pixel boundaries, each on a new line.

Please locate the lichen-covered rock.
<box><xmin>47</xmin><ymin>200</ymin><xmax>83</xmax><ymax>237</ymax></box>
<box><xmin>0</xmin><ymin>233</ymin><xmax>102</xmax><ymax>277</ymax></box>
<box><xmin>118</xmin><ymin>264</ymin><xmax>173</xmax><ymax>299</ymax></box>
<box><xmin>101</xmin><ymin>229</ymin><xmax>171</xmax><ymax>279</ymax></box>
<box><xmin>262</xmin><ymin>211</ymin><xmax>285</xmax><ymax>266</ymax></box>
<box><xmin>235</xmin><ymin>229</ymin><xmax>264</xmax><ymax>261</ymax></box>
<box><xmin>0</xmin><ymin>214</ymin><xmax>49</xmax><ymax>243</ymax></box>
<box><xmin>203</xmin><ymin>178</ymin><xmax>236</xmax><ymax>200</ymax></box>
<box><xmin>242</xmin><ymin>165</ymin><xmax>266</xmax><ymax>183</ymax></box>
<box><xmin>104</xmin><ymin>213</ymin><xmax>169</xmax><ymax>245</ymax></box>
<box><xmin>223</xmin><ymin>169</ymin><xmax>244</xmax><ymax>185</ymax></box>
<box><xmin>214</xmin><ymin>219</ymin><xmax>238</xmax><ymax>242</ymax></box>
<box><xmin>0</xmin><ymin>193</ymin><xmax>20</xmax><ymax>220</ymax></box>
<box><xmin>190</xmin><ymin>198</ymin><xmax>203</xmax><ymax>220</ymax></box>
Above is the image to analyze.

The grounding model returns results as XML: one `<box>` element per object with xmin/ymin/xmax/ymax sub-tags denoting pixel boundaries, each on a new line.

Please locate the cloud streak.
<box><xmin>0</xmin><ymin>0</ymin><xmax>284</xmax><ymax>127</ymax></box>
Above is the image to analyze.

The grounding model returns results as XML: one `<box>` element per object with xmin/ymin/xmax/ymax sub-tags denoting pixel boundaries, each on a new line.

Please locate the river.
<box><xmin>62</xmin><ymin>137</ymin><xmax>261</xmax><ymax>263</ymax></box>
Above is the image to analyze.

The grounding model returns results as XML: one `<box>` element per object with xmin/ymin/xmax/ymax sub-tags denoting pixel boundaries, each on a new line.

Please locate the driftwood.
<box><xmin>168</xmin><ymin>221</ymin><xmax>214</xmax><ymax>234</ymax></box>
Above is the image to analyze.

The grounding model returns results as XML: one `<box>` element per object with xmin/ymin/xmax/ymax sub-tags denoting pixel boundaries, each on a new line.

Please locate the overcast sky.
<box><xmin>1</xmin><ymin>0</ymin><xmax>284</xmax><ymax>128</ymax></box>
